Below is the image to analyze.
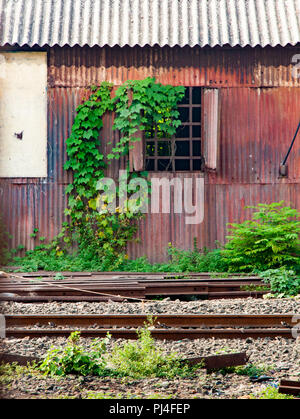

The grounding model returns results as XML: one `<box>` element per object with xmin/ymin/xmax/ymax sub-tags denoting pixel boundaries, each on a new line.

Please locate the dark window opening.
<box><xmin>145</xmin><ymin>87</ymin><xmax>203</xmax><ymax>171</ymax></box>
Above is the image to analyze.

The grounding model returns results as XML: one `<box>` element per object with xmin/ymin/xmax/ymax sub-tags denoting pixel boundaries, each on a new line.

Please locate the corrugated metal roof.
<box><xmin>0</xmin><ymin>0</ymin><xmax>300</xmax><ymax>48</ymax></box>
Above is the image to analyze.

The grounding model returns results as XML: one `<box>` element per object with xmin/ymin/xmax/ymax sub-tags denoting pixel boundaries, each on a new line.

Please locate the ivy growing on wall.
<box><xmin>111</xmin><ymin>77</ymin><xmax>185</xmax><ymax>160</ymax></box>
<box><xmin>64</xmin><ymin>82</ymin><xmax>114</xmax><ymax>219</ymax></box>
<box><xmin>58</xmin><ymin>78</ymin><xmax>184</xmax><ymax>261</ymax></box>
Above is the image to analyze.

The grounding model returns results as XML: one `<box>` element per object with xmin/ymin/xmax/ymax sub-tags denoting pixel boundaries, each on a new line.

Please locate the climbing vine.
<box><xmin>111</xmin><ymin>77</ymin><xmax>185</xmax><ymax>160</ymax></box>
<box><xmin>64</xmin><ymin>82</ymin><xmax>114</xmax><ymax>219</ymax></box>
<box><xmin>58</xmin><ymin>78</ymin><xmax>185</xmax><ymax>261</ymax></box>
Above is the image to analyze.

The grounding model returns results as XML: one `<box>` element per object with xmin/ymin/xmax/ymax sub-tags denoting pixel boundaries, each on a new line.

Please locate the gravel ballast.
<box><xmin>1</xmin><ymin>297</ymin><xmax>299</xmax><ymax>316</ymax></box>
<box><xmin>0</xmin><ymin>297</ymin><xmax>299</xmax><ymax>399</ymax></box>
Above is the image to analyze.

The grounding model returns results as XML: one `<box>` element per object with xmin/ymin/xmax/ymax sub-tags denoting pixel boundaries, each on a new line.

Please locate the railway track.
<box><xmin>279</xmin><ymin>380</ymin><xmax>300</xmax><ymax>397</ymax></box>
<box><xmin>3</xmin><ymin>314</ymin><xmax>297</xmax><ymax>339</ymax></box>
<box><xmin>0</xmin><ymin>271</ymin><xmax>268</xmax><ymax>301</ymax></box>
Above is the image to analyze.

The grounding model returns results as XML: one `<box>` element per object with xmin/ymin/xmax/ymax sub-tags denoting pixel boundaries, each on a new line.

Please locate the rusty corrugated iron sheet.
<box><xmin>1</xmin><ymin>0</ymin><xmax>300</xmax><ymax>48</ymax></box>
<box><xmin>0</xmin><ymin>180</ymin><xmax>67</xmax><ymax>254</ymax></box>
<box><xmin>0</xmin><ymin>45</ymin><xmax>299</xmax><ymax>262</ymax></box>
<box><xmin>1</xmin><ymin>180</ymin><xmax>298</xmax><ymax>262</ymax></box>
<box><xmin>127</xmin><ymin>182</ymin><xmax>300</xmax><ymax>262</ymax></box>
<box><xmin>217</xmin><ymin>87</ymin><xmax>300</xmax><ymax>184</ymax></box>
<box><xmin>48</xmin><ymin>45</ymin><xmax>300</xmax><ymax>88</ymax></box>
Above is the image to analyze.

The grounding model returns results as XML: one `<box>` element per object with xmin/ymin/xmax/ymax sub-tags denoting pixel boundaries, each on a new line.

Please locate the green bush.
<box><xmin>13</xmin><ymin>245</ymin><xmax>130</xmax><ymax>272</ymax></box>
<box><xmin>222</xmin><ymin>201</ymin><xmax>300</xmax><ymax>272</ymax></box>
<box><xmin>109</xmin><ymin>321</ymin><xmax>201</xmax><ymax>379</ymax></box>
<box><xmin>235</xmin><ymin>363</ymin><xmax>273</xmax><ymax>378</ymax></box>
<box><xmin>164</xmin><ymin>244</ymin><xmax>228</xmax><ymax>273</ymax></box>
<box><xmin>12</xmin><ymin>239</ymin><xmax>228</xmax><ymax>273</ymax></box>
<box><xmin>259</xmin><ymin>268</ymin><xmax>300</xmax><ymax>297</ymax></box>
<box><xmin>39</xmin><ymin>331</ymin><xmax>113</xmax><ymax>377</ymax></box>
<box><xmin>39</xmin><ymin>323</ymin><xmax>202</xmax><ymax>379</ymax></box>
<box><xmin>250</xmin><ymin>386</ymin><xmax>294</xmax><ymax>399</ymax></box>
<box><xmin>84</xmin><ymin>392</ymin><xmax>174</xmax><ymax>399</ymax></box>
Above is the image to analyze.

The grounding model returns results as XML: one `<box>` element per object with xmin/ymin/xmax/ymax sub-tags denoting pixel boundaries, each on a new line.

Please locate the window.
<box><xmin>145</xmin><ymin>87</ymin><xmax>203</xmax><ymax>172</ymax></box>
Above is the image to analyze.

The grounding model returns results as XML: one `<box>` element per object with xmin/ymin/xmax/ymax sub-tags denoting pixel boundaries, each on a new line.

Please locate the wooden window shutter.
<box><xmin>128</xmin><ymin>89</ymin><xmax>145</xmax><ymax>172</ymax></box>
<box><xmin>129</xmin><ymin>129</ymin><xmax>145</xmax><ymax>172</ymax></box>
<box><xmin>203</xmin><ymin>88</ymin><xmax>220</xmax><ymax>171</ymax></box>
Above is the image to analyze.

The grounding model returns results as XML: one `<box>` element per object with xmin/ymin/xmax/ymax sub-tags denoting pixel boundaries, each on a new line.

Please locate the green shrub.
<box><xmin>222</xmin><ymin>201</ymin><xmax>300</xmax><ymax>272</ymax></box>
<box><xmin>39</xmin><ymin>331</ymin><xmax>113</xmax><ymax>377</ymax></box>
<box><xmin>12</xmin><ymin>239</ymin><xmax>228</xmax><ymax>273</ymax></box>
<box><xmin>85</xmin><ymin>392</ymin><xmax>174</xmax><ymax>399</ymax></box>
<box><xmin>39</xmin><ymin>323</ymin><xmax>202</xmax><ymax>379</ymax></box>
<box><xmin>213</xmin><ymin>363</ymin><xmax>272</xmax><ymax>377</ymax></box>
<box><xmin>165</xmin><ymin>244</ymin><xmax>228</xmax><ymax>273</ymax></box>
<box><xmin>13</xmin><ymin>245</ymin><xmax>129</xmax><ymax>272</ymax></box>
<box><xmin>250</xmin><ymin>386</ymin><xmax>294</xmax><ymax>399</ymax></box>
<box><xmin>235</xmin><ymin>363</ymin><xmax>273</xmax><ymax>378</ymax></box>
<box><xmin>259</xmin><ymin>268</ymin><xmax>300</xmax><ymax>297</ymax></box>
<box><xmin>109</xmin><ymin>320</ymin><xmax>202</xmax><ymax>379</ymax></box>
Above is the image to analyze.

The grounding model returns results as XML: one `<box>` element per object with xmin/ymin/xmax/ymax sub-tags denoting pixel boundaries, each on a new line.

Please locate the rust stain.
<box><xmin>0</xmin><ymin>45</ymin><xmax>299</xmax><ymax>262</ymax></box>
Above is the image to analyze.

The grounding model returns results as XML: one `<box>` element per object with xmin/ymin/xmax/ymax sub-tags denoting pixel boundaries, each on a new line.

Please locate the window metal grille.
<box><xmin>145</xmin><ymin>87</ymin><xmax>203</xmax><ymax>172</ymax></box>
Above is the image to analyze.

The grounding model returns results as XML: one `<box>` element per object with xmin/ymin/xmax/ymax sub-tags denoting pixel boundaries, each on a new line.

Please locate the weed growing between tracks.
<box><xmin>83</xmin><ymin>392</ymin><xmax>174</xmax><ymax>399</ymax></box>
<box><xmin>213</xmin><ymin>363</ymin><xmax>273</xmax><ymax>378</ymax></box>
<box><xmin>39</xmin><ymin>331</ymin><xmax>114</xmax><ymax>377</ymax></box>
<box><xmin>259</xmin><ymin>268</ymin><xmax>300</xmax><ymax>297</ymax></box>
<box><xmin>0</xmin><ymin>362</ymin><xmax>41</xmax><ymax>391</ymax></box>
<box><xmin>249</xmin><ymin>386</ymin><xmax>295</xmax><ymax>399</ymax></box>
<box><xmin>38</xmin><ymin>321</ymin><xmax>203</xmax><ymax>380</ymax></box>
<box><xmin>109</xmin><ymin>322</ymin><xmax>202</xmax><ymax>379</ymax></box>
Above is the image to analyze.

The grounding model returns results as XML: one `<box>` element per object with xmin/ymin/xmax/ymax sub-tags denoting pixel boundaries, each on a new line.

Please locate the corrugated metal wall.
<box><xmin>1</xmin><ymin>45</ymin><xmax>299</xmax><ymax>262</ymax></box>
<box><xmin>48</xmin><ymin>45</ymin><xmax>300</xmax><ymax>88</ymax></box>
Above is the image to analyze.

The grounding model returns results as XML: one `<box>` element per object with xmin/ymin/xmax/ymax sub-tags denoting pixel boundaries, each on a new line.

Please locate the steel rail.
<box><xmin>0</xmin><ymin>271</ymin><xmax>268</xmax><ymax>301</ymax></box>
<box><xmin>4</xmin><ymin>314</ymin><xmax>296</xmax><ymax>328</ymax></box>
<box><xmin>4</xmin><ymin>314</ymin><xmax>297</xmax><ymax>340</ymax></box>
<box><xmin>0</xmin><ymin>278</ymin><xmax>264</xmax><ymax>285</ymax></box>
<box><xmin>278</xmin><ymin>380</ymin><xmax>300</xmax><ymax>397</ymax></box>
<box><xmin>4</xmin><ymin>328</ymin><xmax>294</xmax><ymax>340</ymax></box>
<box><xmin>0</xmin><ymin>271</ymin><xmax>147</xmax><ymax>302</ymax></box>
<box><xmin>0</xmin><ymin>283</ymin><xmax>265</xmax><ymax>295</ymax></box>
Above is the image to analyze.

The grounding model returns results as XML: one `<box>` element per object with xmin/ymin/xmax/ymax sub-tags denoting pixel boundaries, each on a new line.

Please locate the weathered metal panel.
<box><xmin>48</xmin><ymin>45</ymin><xmax>300</xmax><ymax>88</ymax></box>
<box><xmin>129</xmin><ymin>132</ymin><xmax>145</xmax><ymax>172</ymax></box>
<box><xmin>0</xmin><ymin>45</ymin><xmax>300</xmax><ymax>262</ymax></box>
<box><xmin>258</xmin><ymin>88</ymin><xmax>300</xmax><ymax>184</ymax></box>
<box><xmin>127</xmin><ymin>182</ymin><xmax>300</xmax><ymax>263</ymax></box>
<box><xmin>0</xmin><ymin>181</ymin><xmax>67</xmax><ymax>253</ymax></box>
<box><xmin>48</xmin><ymin>87</ymin><xmax>89</xmax><ymax>184</ymax></box>
<box><xmin>212</xmin><ymin>87</ymin><xmax>300</xmax><ymax>185</ymax></box>
<box><xmin>127</xmin><ymin>172</ymin><xmax>210</xmax><ymax>262</ymax></box>
<box><xmin>214</xmin><ymin>183</ymin><xmax>300</xmax><ymax>246</ymax></box>
<box><xmin>203</xmin><ymin>89</ymin><xmax>220</xmax><ymax>170</ymax></box>
<box><xmin>128</xmin><ymin>91</ymin><xmax>145</xmax><ymax>172</ymax></box>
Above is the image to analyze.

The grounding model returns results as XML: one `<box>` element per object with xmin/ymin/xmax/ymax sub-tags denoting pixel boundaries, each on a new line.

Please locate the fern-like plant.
<box><xmin>222</xmin><ymin>201</ymin><xmax>300</xmax><ymax>272</ymax></box>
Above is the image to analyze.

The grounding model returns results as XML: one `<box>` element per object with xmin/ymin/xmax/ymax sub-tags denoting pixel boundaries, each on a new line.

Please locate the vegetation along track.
<box><xmin>4</xmin><ymin>314</ymin><xmax>297</xmax><ymax>340</ymax></box>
